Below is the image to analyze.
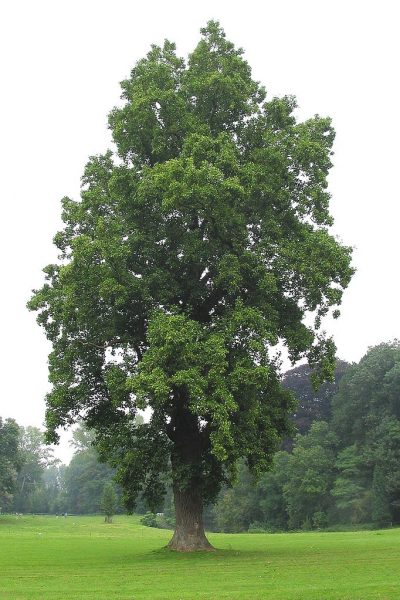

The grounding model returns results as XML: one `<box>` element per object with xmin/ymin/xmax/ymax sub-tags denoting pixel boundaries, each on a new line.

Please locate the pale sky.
<box><xmin>1</xmin><ymin>0</ymin><xmax>399</xmax><ymax>463</ymax></box>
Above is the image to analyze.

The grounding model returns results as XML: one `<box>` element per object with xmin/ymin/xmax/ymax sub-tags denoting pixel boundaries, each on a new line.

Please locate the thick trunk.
<box><xmin>167</xmin><ymin>403</ymin><xmax>213</xmax><ymax>551</ymax></box>
<box><xmin>167</xmin><ymin>485</ymin><xmax>214</xmax><ymax>552</ymax></box>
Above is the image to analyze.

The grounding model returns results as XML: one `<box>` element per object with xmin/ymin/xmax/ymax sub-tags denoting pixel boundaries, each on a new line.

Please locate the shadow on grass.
<box><xmin>150</xmin><ymin>545</ymin><xmax>272</xmax><ymax>562</ymax></box>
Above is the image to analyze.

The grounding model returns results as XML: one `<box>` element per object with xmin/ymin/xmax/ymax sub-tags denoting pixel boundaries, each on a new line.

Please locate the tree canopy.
<box><xmin>28</xmin><ymin>21</ymin><xmax>353</xmax><ymax>550</ymax></box>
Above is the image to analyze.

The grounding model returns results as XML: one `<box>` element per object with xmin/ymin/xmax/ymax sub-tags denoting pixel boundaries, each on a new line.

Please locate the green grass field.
<box><xmin>1</xmin><ymin>515</ymin><xmax>399</xmax><ymax>599</ymax></box>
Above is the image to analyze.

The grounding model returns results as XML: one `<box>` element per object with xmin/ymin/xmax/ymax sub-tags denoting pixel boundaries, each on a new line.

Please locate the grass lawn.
<box><xmin>1</xmin><ymin>515</ymin><xmax>399</xmax><ymax>599</ymax></box>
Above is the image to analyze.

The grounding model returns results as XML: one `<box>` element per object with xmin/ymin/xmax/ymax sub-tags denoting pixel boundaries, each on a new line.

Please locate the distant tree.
<box><xmin>101</xmin><ymin>482</ymin><xmax>117</xmax><ymax>523</ymax></box>
<box><xmin>213</xmin><ymin>461</ymin><xmax>261</xmax><ymax>532</ymax></box>
<box><xmin>257</xmin><ymin>451</ymin><xmax>290</xmax><ymax>530</ymax></box>
<box><xmin>331</xmin><ymin>342</ymin><xmax>400</xmax><ymax>525</ymax></box>
<box><xmin>371</xmin><ymin>418</ymin><xmax>400</xmax><ymax>524</ymax></box>
<box><xmin>28</xmin><ymin>21</ymin><xmax>353</xmax><ymax>550</ymax></box>
<box><xmin>284</xmin><ymin>422</ymin><xmax>337</xmax><ymax>529</ymax></box>
<box><xmin>283</xmin><ymin>359</ymin><xmax>349</xmax><ymax>438</ymax></box>
<box><xmin>13</xmin><ymin>426</ymin><xmax>55</xmax><ymax>513</ymax></box>
<box><xmin>0</xmin><ymin>418</ymin><xmax>21</xmax><ymax>511</ymax></box>
<box><xmin>210</xmin><ymin>343</ymin><xmax>400</xmax><ymax>532</ymax></box>
<box><xmin>331</xmin><ymin>342</ymin><xmax>400</xmax><ymax>447</ymax></box>
<box><xmin>64</xmin><ymin>446</ymin><xmax>120</xmax><ymax>514</ymax></box>
<box><xmin>41</xmin><ymin>464</ymin><xmax>68</xmax><ymax>514</ymax></box>
<box><xmin>331</xmin><ymin>445</ymin><xmax>371</xmax><ymax>524</ymax></box>
<box><xmin>371</xmin><ymin>465</ymin><xmax>391</xmax><ymax>526</ymax></box>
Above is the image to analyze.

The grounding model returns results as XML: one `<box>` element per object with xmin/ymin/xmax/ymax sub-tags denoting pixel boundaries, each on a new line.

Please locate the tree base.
<box><xmin>167</xmin><ymin>529</ymin><xmax>215</xmax><ymax>552</ymax></box>
<box><xmin>169</xmin><ymin>471</ymin><xmax>215</xmax><ymax>551</ymax></box>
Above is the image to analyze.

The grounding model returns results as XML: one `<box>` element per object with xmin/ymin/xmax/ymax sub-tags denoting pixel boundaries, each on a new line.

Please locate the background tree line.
<box><xmin>212</xmin><ymin>342</ymin><xmax>400</xmax><ymax>532</ymax></box>
<box><xmin>2</xmin><ymin>341</ymin><xmax>400</xmax><ymax>529</ymax></box>
<box><xmin>0</xmin><ymin>422</ymin><xmax>123</xmax><ymax>515</ymax></box>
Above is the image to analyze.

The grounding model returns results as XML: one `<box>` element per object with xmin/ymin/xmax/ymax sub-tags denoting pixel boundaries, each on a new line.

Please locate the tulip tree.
<box><xmin>28</xmin><ymin>21</ymin><xmax>353</xmax><ymax>551</ymax></box>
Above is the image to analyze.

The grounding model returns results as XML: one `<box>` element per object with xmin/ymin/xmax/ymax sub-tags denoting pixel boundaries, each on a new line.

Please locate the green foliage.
<box><xmin>12</xmin><ymin>426</ymin><xmax>56</xmax><ymax>513</ymax></box>
<box><xmin>371</xmin><ymin>418</ymin><xmax>400</xmax><ymax>523</ymax></box>
<box><xmin>213</xmin><ymin>461</ymin><xmax>261</xmax><ymax>532</ymax></box>
<box><xmin>139</xmin><ymin>509</ymin><xmax>173</xmax><ymax>529</ymax></box>
<box><xmin>283</xmin><ymin>422</ymin><xmax>337</xmax><ymax>529</ymax></box>
<box><xmin>64</xmin><ymin>446</ymin><xmax>121</xmax><ymax>514</ymax></box>
<box><xmin>70</xmin><ymin>423</ymin><xmax>96</xmax><ymax>453</ymax></box>
<box><xmin>371</xmin><ymin>465</ymin><xmax>391</xmax><ymax>526</ymax></box>
<box><xmin>0</xmin><ymin>418</ymin><xmax>70</xmax><ymax>515</ymax></box>
<box><xmin>246</xmin><ymin>521</ymin><xmax>263</xmax><ymax>533</ymax></box>
<box><xmin>215</xmin><ymin>342</ymin><xmax>400</xmax><ymax>533</ymax></box>
<box><xmin>0</xmin><ymin>419</ymin><xmax>123</xmax><ymax>516</ymax></box>
<box><xmin>28</xmin><ymin>21</ymin><xmax>353</xmax><ymax>513</ymax></box>
<box><xmin>257</xmin><ymin>452</ymin><xmax>290</xmax><ymax>530</ymax></box>
<box><xmin>140</xmin><ymin>512</ymin><xmax>159</xmax><ymax>528</ymax></box>
<box><xmin>312</xmin><ymin>511</ymin><xmax>328</xmax><ymax>529</ymax></box>
<box><xmin>0</xmin><ymin>418</ymin><xmax>21</xmax><ymax>510</ymax></box>
<box><xmin>101</xmin><ymin>482</ymin><xmax>117</xmax><ymax>523</ymax></box>
<box><xmin>331</xmin><ymin>342</ymin><xmax>400</xmax><ymax>446</ymax></box>
<box><xmin>331</xmin><ymin>342</ymin><xmax>400</xmax><ymax>525</ymax></box>
<box><xmin>41</xmin><ymin>464</ymin><xmax>68</xmax><ymax>514</ymax></box>
<box><xmin>283</xmin><ymin>359</ymin><xmax>349</xmax><ymax>438</ymax></box>
<box><xmin>331</xmin><ymin>445</ymin><xmax>370</xmax><ymax>524</ymax></box>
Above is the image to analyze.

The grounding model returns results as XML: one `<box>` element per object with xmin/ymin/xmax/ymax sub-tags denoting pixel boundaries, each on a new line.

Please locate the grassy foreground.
<box><xmin>1</xmin><ymin>515</ymin><xmax>399</xmax><ymax>599</ymax></box>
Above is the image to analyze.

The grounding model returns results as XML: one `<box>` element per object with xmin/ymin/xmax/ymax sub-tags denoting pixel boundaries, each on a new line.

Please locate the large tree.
<box><xmin>28</xmin><ymin>22</ymin><xmax>353</xmax><ymax>550</ymax></box>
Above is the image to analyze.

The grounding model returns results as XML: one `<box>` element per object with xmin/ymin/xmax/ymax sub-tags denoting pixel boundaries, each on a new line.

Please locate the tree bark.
<box><xmin>167</xmin><ymin>485</ymin><xmax>214</xmax><ymax>552</ymax></box>
<box><xmin>167</xmin><ymin>403</ymin><xmax>214</xmax><ymax>551</ymax></box>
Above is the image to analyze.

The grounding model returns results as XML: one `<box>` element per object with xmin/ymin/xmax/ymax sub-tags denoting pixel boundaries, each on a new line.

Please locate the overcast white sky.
<box><xmin>1</xmin><ymin>0</ymin><xmax>399</xmax><ymax>463</ymax></box>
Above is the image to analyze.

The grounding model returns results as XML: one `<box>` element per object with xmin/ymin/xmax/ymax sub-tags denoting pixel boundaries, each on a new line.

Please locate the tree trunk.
<box><xmin>167</xmin><ymin>485</ymin><xmax>214</xmax><ymax>552</ymax></box>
